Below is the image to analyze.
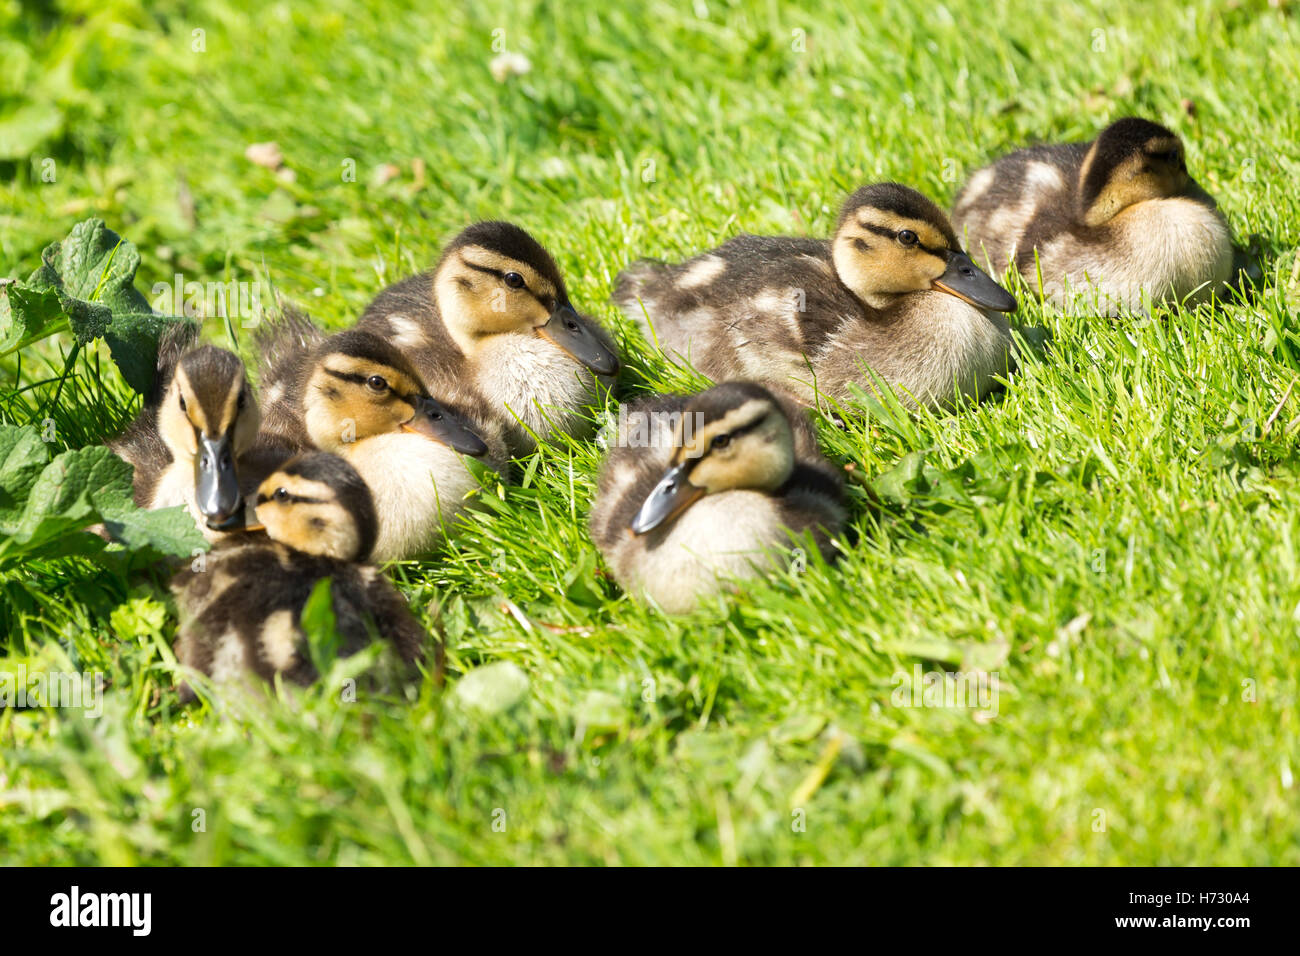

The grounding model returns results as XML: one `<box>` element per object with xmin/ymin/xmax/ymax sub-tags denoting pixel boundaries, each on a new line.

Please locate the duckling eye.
<box><xmin>504</xmin><ymin>272</ymin><xmax>526</xmax><ymax>289</ymax></box>
<box><xmin>897</xmin><ymin>230</ymin><xmax>919</xmax><ymax>247</ymax></box>
<box><xmin>366</xmin><ymin>375</ymin><xmax>388</xmax><ymax>392</ymax></box>
<box><xmin>237</xmin><ymin>391</ymin><xmax>246</xmax><ymax>410</ymax></box>
<box><xmin>711</xmin><ymin>434</ymin><xmax>731</xmax><ymax>450</ymax></box>
<box><xmin>178</xmin><ymin>394</ymin><xmax>188</xmax><ymax>412</ymax></box>
<box><xmin>274</xmin><ymin>487</ymin><xmax>290</xmax><ymax>502</ymax></box>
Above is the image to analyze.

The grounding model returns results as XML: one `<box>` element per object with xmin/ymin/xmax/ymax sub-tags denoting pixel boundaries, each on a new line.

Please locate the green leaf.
<box><xmin>0</xmin><ymin>283</ymin><xmax>67</xmax><ymax>355</ymax></box>
<box><xmin>103</xmin><ymin>312</ymin><xmax>180</xmax><ymax>395</ymax></box>
<box><xmin>100</xmin><ymin>505</ymin><xmax>208</xmax><ymax>558</ymax></box>
<box><xmin>871</xmin><ymin>449</ymin><xmax>931</xmax><ymax>506</ymax></box>
<box><xmin>562</xmin><ymin>550</ymin><xmax>604</xmax><ymax>607</ymax></box>
<box><xmin>300</xmin><ymin>578</ymin><xmax>342</xmax><ymax>676</ymax></box>
<box><xmin>17</xmin><ymin>219</ymin><xmax>189</xmax><ymax>393</ymax></box>
<box><xmin>8</xmin><ymin>445</ymin><xmax>132</xmax><ymax>547</ymax></box>
<box><xmin>0</xmin><ymin>425</ymin><xmax>52</xmax><ymax>524</ymax></box>
<box><xmin>29</xmin><ymin>219</ymin><xmax>152</xmax><ymax>320</ymax></box>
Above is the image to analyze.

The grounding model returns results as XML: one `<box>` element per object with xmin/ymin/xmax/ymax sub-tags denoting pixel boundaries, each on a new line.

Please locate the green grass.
<box><xmin>3</xmin><ymin>0</ymin><xmax>1300</xmax><ymax>865</ymax></box>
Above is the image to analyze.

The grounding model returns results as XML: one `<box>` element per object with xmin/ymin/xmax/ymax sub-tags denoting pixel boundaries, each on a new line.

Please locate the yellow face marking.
<box><xmin>456</xmin><ymin>246</ymin><xmax>559</xmax><ymax>305</ymax></box>
<box><xmin>434</xmin><ymin>246</ymin><xmax>560</xmax><ymax>351</ymax></box>
<box><xmin>856</xmin><ymin>212</ymin><xmax>951</xmax><ymax>252</ymax></box>
<box><xmin>253</xmin><ymin>473</ymin><xmax>360</xmax><ymax>560</ymax></box>
<box><xmin>675</xmin><ymin>399</ymin><xmax>770</xmax><ymax>462</ymax></box>
<box><xmin>173</xmin><ymin>367</ymin><xmax>209</xmax><ymax>435</ymax></box>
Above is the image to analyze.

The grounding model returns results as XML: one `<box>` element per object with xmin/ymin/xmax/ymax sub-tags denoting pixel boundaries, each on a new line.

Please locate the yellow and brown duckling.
<box><xmin>615</xmin><ymin>183</ymin><xmax>1017</xmax><ymax>412</ymax></box>
<box><xmin>356</xmin><ymin>221</ymin><xmax>621</xmax><ymax>455</ymax></box>
<box><xmin>109</xmin><ymin>324</ymin><xmax>276</xmax><ymax>539</ymax></box>
<box><xmin>255</xmin><ymin>314</ymin><xmax>501</xmax><ymax>562</ymax></box>
<box><xmin>952</xmin><ymin>117</ymin><xmax>1233</xmax><ymax>314</ymax></box>
<box><xmin>170</xmin><ymin>451</ymin><xmax>428</xmax><ymax>701</ymax></box>
<box><xmin>589</xmin><ymin>382</ymin><xmax>845</xmax><ymax>614</ymax></box>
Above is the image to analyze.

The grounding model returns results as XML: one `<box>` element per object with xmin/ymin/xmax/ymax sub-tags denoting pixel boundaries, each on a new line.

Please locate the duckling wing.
<box><xmin>252</xmin><ymin>305</ymin><xmax>326</xmax><ymax>453</ymax></box>
<box><xmin>356</xmin><ymin>272</ymin><xmax>466</xmax><ymax>381</ymax></box>
<box><xmin>953</xmin><ymin>142</ymin><xmax>1088</xmax><ymax>274</ymax></box>
<box><xmin>615</xmin><ymin>236</ymin><xmax>858</xmax><ymax>384</ymax></box>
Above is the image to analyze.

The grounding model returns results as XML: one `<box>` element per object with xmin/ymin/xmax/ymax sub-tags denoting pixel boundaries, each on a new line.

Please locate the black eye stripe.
<box><xmin>461</xmin><ymin>258</ymin><xmax>554</xmax><ymax>307</ymax></box>
<box><xmin>855</xmin><ymin>224</ymin><xmax>949</xmax><ymax>257</ymax></box>
<box><xmin>675</xmin><ymin>413</ymin><xmax>769</xmax><ymax>467</ymax></box>
<box><xmin>322</xmin><ymin>367</ymin><xmax>417</xmax><ymax>401</ymax></box>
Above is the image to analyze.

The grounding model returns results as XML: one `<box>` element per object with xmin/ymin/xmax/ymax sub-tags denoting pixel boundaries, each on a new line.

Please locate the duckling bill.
<box><xmin>171</xmin><ymin>452</ymin><xmax>428</xmax><ymax>700</ymax></box>
<box><xmin>590</xmin><ymin>382</ymin><xmax>845</xmax><ymax>614</ymax></box>
<box><xmin>953</xmin><ymin>117</ymin><xmax>1233</xmax><ymax>314</ymax></box>
<box><xmin>615</xmin><ymin>183</ymin><xmax>1017</xmax><ymax>412</ymax></box>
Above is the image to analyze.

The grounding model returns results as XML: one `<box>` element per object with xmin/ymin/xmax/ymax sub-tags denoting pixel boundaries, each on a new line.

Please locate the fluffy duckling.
<box><xmin>615</xmin><ymin>183</ymin><xmax>1017</xmax><ymax>412</ymax></box>
<box><xmin>109</xmin><ymin>324</ymin><xmax>273</xmax><ymax>538</ymax></box>
<box><xmin>952</xmin><ymin>117</ymin><xmax>1233</xmax><ymax>314</ymax></box>
<box><xmin>255</xmin><ymin>315</ymin><xmax>501</xmax><ymax>562</ymax></box>
<box><xmin>356</xmin><ymin>221</ymin><xmax>621</xmax><ymax>455</ymax></box>
<box><xmin>590</xmin><ymin>382</ymin><xmax>845</xmax><ymax>613</ymax></box>
<box><xmin>171</xmin><ymin>452</ymin><xmax>427</xmax><ymax>700</ymax></box>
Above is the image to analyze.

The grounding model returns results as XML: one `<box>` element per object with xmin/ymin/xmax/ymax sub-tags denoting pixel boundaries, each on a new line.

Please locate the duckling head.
<box><xmin>253</xmin><ymin>452</ymin><xmax>378</xmax><ymax>561</ymax></box>
<box><xmin>1077</xmin><ymin>118</ymin><xmax>1196</xmax><ymax>227</ymax></box>
<box><xmin>432</xmin><ymin>221</ymin><xmax>620</xmax><ymax>377</ymax></box>
<box><xmin>631</xmin><ymin>383</ymin><xmax>794</xmax><ymax>535</ymax></box>
<box><xmin>156</xmin><ymin>345</ymin><xmax>260</xmax><ymax>529</ymax></box>
<box><xmin>831</xmin><ymin>182</ymin><xmax>1017</xmax><ymax>313</ymax></box>
<box><xmin>301</xmin><ymin>329</ymin><xmax>488</xmax><ymax>457</ymax></box>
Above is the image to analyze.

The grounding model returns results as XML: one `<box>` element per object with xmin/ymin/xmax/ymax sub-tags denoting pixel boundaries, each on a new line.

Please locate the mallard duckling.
<box><xmin>952</xmin><ymin>117</ymin><xmax>1233</xmax><ymax>314</ymax></box>
<box><xmin>589</xmin><ymin>382</ymin><xmax>845</xmax><ymax>613</ymax></box>
<box><xmin>170</xmin><ymin>451</ymin><xmax>427</xmax><ymax>700</ymax></box>
<box><xmin>109</xmin><ymin>324</ymin><xmax>268</xmax><ymax>537</ymax></box>
<box><xmin>356</xmin><ymin>221</ymin><xmax>621</xmax><ymax>454</ymax></box>
<box><xmin>255</xmin><ymin>316</ymin><xmax>500</xmax><ymax>562</ymax></box>
<box><xmin>615</xmin><ymin>183</ymin><xmax>1017</xmax><ymax>412</ymax></box>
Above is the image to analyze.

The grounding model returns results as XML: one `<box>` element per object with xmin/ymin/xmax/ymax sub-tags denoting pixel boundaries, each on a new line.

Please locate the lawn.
<box><xmin>1</xmin><ymin>0</ymin><xmax>1298</xmax><ymax>865</ymax></box>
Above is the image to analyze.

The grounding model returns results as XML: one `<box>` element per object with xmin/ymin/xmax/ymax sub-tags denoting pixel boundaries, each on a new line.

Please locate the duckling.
<box><xmin>952</xmin><ymin>117</ymin><xmax>1233</xmax><ymax>314</ymax></box>
<box><xmin>589</xmin><ymin>382</ymin><xmax>845</xmax><ymax>613</ymax></box>
<box><xmin>109</xmin><ymin>323</ymin><xmax>273</xmax><ymax>538</ymax></box>
<box><xmin>615</xmin><ymin>183</ymin><xmax>1017</xmax><ymax>412</ymax></box>
<box><xmin>356</xmin><ymin>221</ymin><xmax>621</xmax><ymax>455</ymax></box>
<box><xmin>170</xmin><ymin>451</ymin><xmax>428</xmax><ymax>700</ymax></box>
<box><xmin>255</xmin><ymin>315</ymin><xmax>502</xmax><ymax>562</ymax></box>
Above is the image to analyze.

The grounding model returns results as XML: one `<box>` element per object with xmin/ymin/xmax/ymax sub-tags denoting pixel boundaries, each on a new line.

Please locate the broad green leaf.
<box><xmin>0</xmin><ymin>283</ymin><xmax>66</xmax><ymax>355</ymax></box>
<box><xmin>0</xmin><ymin>425</ymin><xmax>51</xmax><ymax>523</ymax></box>
<box><xmin>10</xmin><ymin>445</ymin><xmax>133</xmax><ymax>547</ymax></box>
<box><xmin>103</xmin><ymin>312</ymin><xmax>182</xmax><ymax>395</ymax></box>
<box><xmin>100</xmin><ymin>505</ymin><xmax>208</xmax><ymax>558</ymax></box>
<box><xmin>29</xmin><ymin>219</ymin><xmax>152</xmax><ymax>320</ymax></box>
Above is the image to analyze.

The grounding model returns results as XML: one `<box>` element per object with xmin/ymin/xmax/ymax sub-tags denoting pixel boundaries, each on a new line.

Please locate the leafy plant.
<box><xmin>1</xmin><ymin>219</ymin><xmax>189</xmax><ymax>394</ymax></box>
<box><xmin>0</xmin><ymin>422</ymin><xmax>205</xmax><ymax>571</ymax></box>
